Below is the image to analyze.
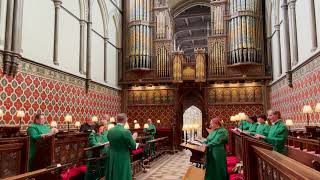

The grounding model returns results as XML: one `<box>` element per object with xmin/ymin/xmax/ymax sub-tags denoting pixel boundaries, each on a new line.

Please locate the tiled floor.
<box><xmin>137</xmin><ymin>150</ymin><xmax>192</xmax><ymax>180</ymax></box>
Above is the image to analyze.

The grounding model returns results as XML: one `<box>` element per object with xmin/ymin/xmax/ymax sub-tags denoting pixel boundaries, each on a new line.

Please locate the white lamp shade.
<box><xmin>124</xmin><ymin>122</ymin><xmax>130</xmax><ymax>129</ymax></box>
<box><xmin>134</xmin><ymin>123</ymin><xmax>140</xmax><ymax>129</ymax></box>
<box><xmin>182</xmin><ymin>125</ymin><xmax>186</xmax><ymax>131</ymax></box>
<box><xmin>230</xmin><ymin>116</ymin><xmax>235</xmax><ymax>122</ymax></box>
<box><xmin>315</xmin><ymin>103</ymin><xmax>320</xmax><ymax>113</ymax></box>
<box><xmin>50</xmin><ymin>121</ymin><xmax>58</xmax><ymax>128</ymax></box>
<box><xmin>157</xmin><ymin>120</ymin><xmax>160</xmax><ymax>124</ymax></box>
<box><xmin>75</xmin><ymin>121</ymin><xmax>81</xmax><ymax>127</ymax></box>
<box><xmin>108</xmin><ymin>123</ymin><xmax>115</xmax><ymax>129</ymax></box>
<box><xmin>144</xmin><ymin>123</ymin><xmax>149</xmax><ymax>129</ymax></box>
<box><xmin>235</xmin><ymin>114</ymin><xmax>241</xmax><ymax>122</ymax></box>
<box><xmin>91</xmin><ymin>116</ymin><xmax>98</xmax><ymax>122</ymax></box>
<box><xmin>16</xmin><ymin>111</ymin><xmax>25</xmax><ymax>118</ymax></box>
<box><xmin>0</xmin><ymin>109</ymin><xmax>4</xmax><ymax>117</ymax></box>
<box><xmin>64</xmin><ymin>115</ymin><xmax>72</xmax><ymax>122</ymax></box>
<box><xmin>285</xmin><ymin>119</ymin><xmax>293</xmax><ymax>126</ymax></box>
<box><xmin>133</xmin><ymin>120</ymin><xmax>138</xmax><ymax>124</ymax></box>
<box><xmin>239</xmin><ymin>113</ymin><xmax>246</xmax><ymax>120</ymax></box>
<box><xmin>110</xmin><ymin>117</ymin><xmax>115</xmax><ymax>123</ymax></box>
<box><xmin>303</xmin><ymin>105</ymin><xmax>313</xmax><ymax>113</ymax></box>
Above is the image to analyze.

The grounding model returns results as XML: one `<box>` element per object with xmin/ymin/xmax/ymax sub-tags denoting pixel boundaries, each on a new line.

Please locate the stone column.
<box><xmin>104</xmin><ymin>38</ymin><xmax>108</xmax><ymax>82</ymax></box>
<box><xmin>309</xmin><ymin>0</ymin><xmax>318</xmax><ymax>51</ymax></box>
<box><xmin>282</xmin><ymin>0</ymin><xmax>293</xmax><ymax>87</ymax></box>
<box><xmin>79</xmin><ymin>20</ymin><xmax>86</xmax><ymax>74</ymax></box>
<box><xmin>10</xmin><ymin>0</ymin><xmax>24</xmax><ymax>76</ymax></box>
<box><xmin>274</xmin><ymin>24</ymin><xmax>282</xmax><ymax>77</ymax></box>
<box><xmin>3</xmin><ymin>0</ymin><xmax>14</xmax><ymax>75</ymax></box>
<box><xmin>288</xmin><ymin>0</ymin><xmax>298</xmax><ymax>66</ymax></box>
<box><xmin>86</xmin><ymin>0</ymin><xmax>92</xmax><ymax>92</ymax></box>
<box><xmin>53</xmin><ymin>0</ymin><xmax>62</xmax><ymax>65</ymax></box>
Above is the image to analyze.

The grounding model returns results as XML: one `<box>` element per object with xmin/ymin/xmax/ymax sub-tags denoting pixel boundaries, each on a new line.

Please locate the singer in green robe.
<box><xmin>27</xmin><ymin>113</ymin><xmax>51</xmax><ymax>171</ymax></box>
<box><xmin>106</xmin><ymin>114</ymin><xmax>137</xmax><ymax>180</ymax></box>
<box><xmin>256</xmin><ymin>111</ymin><xmax>288</xmax><ymax>154</ymax></box>
<box><xmin>203</xmin><ymin>118</ymin><xmax>229</xmax><ymax>180</ymax></box>
<box><xmin>247</xmin><ymin>116</ymin><xmax>258</xmax><ymax>133</ymax></box>
<box><xmin>238</xmin><ymin>120</ymin><xmax>250</xmax><ymax>131</ymax></box>
<box><xmin>251</xmin><ymin>114</ymin><xmax>270</xmax><ymax>136</ymax></box>
<box><xmin>144</xmin><ymin>119</ymin><xmax>157</xmax><ymax>157</ymax></box>
<box><xmin>85</xmin><ymin>124</ymin><xmax>109</xmax><ymax>180</ymax></box>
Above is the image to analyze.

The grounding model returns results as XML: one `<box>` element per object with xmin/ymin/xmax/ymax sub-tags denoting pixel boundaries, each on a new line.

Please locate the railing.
<box><xmin>231</xmin><ymin>130</ymin><xmax>320</xmax><ymax>179</ymax></box>
<box><xmin>0</xmin><ymin>137</ymin><xmax>29</xmax><ymax>179</ymax></box>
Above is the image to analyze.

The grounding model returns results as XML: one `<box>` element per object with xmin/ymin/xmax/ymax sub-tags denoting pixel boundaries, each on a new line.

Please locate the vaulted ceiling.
<box><xmin>174</xmin><ymin>5</ymin><xmax>210</xmax><ymax>60</ymax></box>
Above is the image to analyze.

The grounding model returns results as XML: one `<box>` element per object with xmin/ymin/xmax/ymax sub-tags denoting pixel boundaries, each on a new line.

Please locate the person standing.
<box><xmin>144</xmin><ymin>118</ymin><xmax>156</xmax><ymax>157</ymax></box>
<box><xmin>27</xmin><ymin>113</ymin><xmax>53</xmax><ymax>171</ymax></box>
<box><xmin>255</xmin><ymin>111</ymin><xmax>288</xmax><ymax>154</ymax></box>
<box><xmin>106</xmin><ymin>113</ymin><xmax>138</xmax><ymax>180</ymax></box>
<box><xmin>202</xmin><ymin>118</ymin><xmax>229</xmax><ymax>180</ymax></box>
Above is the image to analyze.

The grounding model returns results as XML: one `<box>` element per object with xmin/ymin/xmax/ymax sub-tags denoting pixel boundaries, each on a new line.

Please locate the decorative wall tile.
<box><xmin>207</xmin><ymin>104</ymin><xmax>264</xmax><ymax>126</ymax></box>
<box><xmin>127</xmin><ymin>105</ymin><xmax>176</xmax><ymax>128</ymax></box>
<box><xmin>0</xmin><ymin>60</ymin><xmax>121</xmax><ymax>126</ymax></box>
<box><xmin>270</xmin><ymin>55</ymin><xmax>320</xmax><ymax>128</ymax></box>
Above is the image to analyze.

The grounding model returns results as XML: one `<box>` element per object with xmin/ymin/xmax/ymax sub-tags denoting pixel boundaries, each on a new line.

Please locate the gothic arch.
<box><xmin>97</xmin><ymin>0</ymin><xmax>108</xmax><ymax>38</ymax></box>
<box><xmin>109</xmin><ymin>10</ymin><xmax>121</xmax><ymax>47</ymax></box>
<box><xmin>172</xmin><ymin>0</ymin><xmax>210</xmax><ymax>18</ymax></box>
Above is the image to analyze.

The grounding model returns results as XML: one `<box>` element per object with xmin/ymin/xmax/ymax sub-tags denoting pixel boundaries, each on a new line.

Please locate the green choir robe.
<box><xmin>248</xmin><ymin>123</ymin><xmax>258</xmax><ymax>133</ymax></box>
<box><xmin>85</xmin><ymin>131</ymin><xmax>109</xmax><ymax>180</ymax></box>
<box><xmin>203</xmin><ymin>127</ymin><xmax>229</xmax><ymax>180</ymax></box>
<box><xmin>27</xmin><ymin>123</ymin><xmax>51</xmax><ymax>171</ymax></box>
<box><xmin>107</xmin><ymin>124</ymin><xmax>136</xmax><ymax>180</ymax></box>
<box><xmin>238</xmin><ymin>120</ymin><xmax>250</xmax><ymax>130</ymax></box>
<box><xmin>252</xmin><ymin>123</ymin><xmax>270</xmax><ymax>136</ymax></box>
<box><xmin>264</xmin><ymin>120</ymin><xmax>288</xmax><ymax>154</ymax></box>
<box><xmin>144</xmin><ymin>123</ymin><xmax>156</xmax><ymax>156</ymax></box>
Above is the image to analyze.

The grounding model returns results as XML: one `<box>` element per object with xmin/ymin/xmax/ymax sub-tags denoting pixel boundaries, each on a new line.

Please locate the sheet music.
<box><xmin>189</xmin><ymin>140</ymin><xmax>202</xmax><ymax>146</ymax></box>
<box><xmin>136</xmin><ymin>143</ymin><xmax>140</xmax><ymax>149</ymax></box>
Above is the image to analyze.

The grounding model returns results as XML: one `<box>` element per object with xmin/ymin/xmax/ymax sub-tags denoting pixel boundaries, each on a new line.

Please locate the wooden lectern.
<box><xmin>180</xmin><ymin>143</ymin><xmax>206</xmax><ymax>167</ymax></box>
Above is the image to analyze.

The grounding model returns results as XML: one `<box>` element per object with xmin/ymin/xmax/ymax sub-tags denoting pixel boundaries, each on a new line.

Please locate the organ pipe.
<box><xmin>128</xmin><ymin>0</ymin><xmax>152</xmax><ymax>70</ymax></box>
<box><xmin>228</xmin><ymin>0</ymin><xmax>262</xmax><ymax>64</ymax></box>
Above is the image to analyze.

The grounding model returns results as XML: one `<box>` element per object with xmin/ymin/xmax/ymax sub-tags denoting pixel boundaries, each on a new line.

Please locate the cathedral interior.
<box><xmin>0</xmin><ymin>0</ymin><xmax>320</xmax><ymax>179</ymax></box>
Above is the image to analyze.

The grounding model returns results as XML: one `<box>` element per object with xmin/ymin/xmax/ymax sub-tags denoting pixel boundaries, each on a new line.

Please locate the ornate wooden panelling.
<box><xmin>208</xmin><ymin>86</ymin><xmax>262</xmax><ymax>104</ymax></box>
<box><xmin>0</xmin><ymin>60</ymin><xmax>121</xmax><ymax>126</ymax></box>
<box><xmin>127</xmin><ymin>89</ymin><xmax>175</xmax><ymax>105</ymax></box>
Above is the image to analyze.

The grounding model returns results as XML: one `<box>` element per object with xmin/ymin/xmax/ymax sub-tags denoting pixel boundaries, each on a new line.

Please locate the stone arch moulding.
<box><xmin>79</xmin><ymin>0</ymin><xmax>87</xmax><ymax>21</ymax></box>
<box><xmin>172</xmin><ymin>0</ymin><xmax>210</xmax><ymax>18</ymax></box>
<box><xmin>96</xmin><ymin>0</ymin><xmax>109</xmax><ymax>38</ymax></box>
<box><xmin>109</xmin><ymin>10</ymin><xmax>121</xmax><ymax>47</ymax></box>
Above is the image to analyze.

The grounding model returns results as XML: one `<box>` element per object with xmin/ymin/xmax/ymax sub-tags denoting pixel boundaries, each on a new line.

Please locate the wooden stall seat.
<box><xmin>0</xmin><ymin>137</ymin><xmax>29</xmax><ymax>179</ymax></box>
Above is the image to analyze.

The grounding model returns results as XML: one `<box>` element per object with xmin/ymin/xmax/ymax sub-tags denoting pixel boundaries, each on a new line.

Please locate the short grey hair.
<box><xmin>117</xmin><ymin>113</ymin><xmax>127</xmax><ymax>123</ymax></box>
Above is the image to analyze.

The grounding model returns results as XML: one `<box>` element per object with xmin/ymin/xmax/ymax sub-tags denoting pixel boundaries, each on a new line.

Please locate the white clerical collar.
<box><xmin>117</xmin><ymin>123</ymin><xmax>124</xmax><ymax>126</ymax></box>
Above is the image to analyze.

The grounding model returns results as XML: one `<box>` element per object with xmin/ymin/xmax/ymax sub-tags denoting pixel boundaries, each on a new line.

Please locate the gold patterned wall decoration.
<box><xmin>172</xmin><ymin>50</ymin><xmax>184</xmax><ymax>82</ymax></box>
<box><xmin>207</xmin><ymin>86</ymin><xmax>263</xmax><ymax>104</ymax></box>
<box><xmin>182</xmin><ymin>67</ymin><xmax>195</xmax><ymax>80</ymax></box>
<box><xmin>127</xmin><ymin>89</ymin><xmax>175</xmax><ymax>105</ymax></box>
<box><xmin>195</xmin><ymin>48</ymin><xmax>206</xmax><ymax>82</ymax></box>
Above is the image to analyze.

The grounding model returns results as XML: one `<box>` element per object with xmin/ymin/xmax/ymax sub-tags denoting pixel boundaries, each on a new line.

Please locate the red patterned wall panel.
<box><xmin>127</xmin><ymin>105</ymin><xmax>176</xmax><ymax>128</ymax></box>
<box><xmin>0</xmin><ymin>61</ymin><xmax>121</xmax><ymax>126</ymax></box>
<box><xmin>270</xmin><ymin>55</ymin><xmax>320</xmax><ymax>128</ymax></box>
<box><xmin>207</xmin><ymin>104</ymin><xmax>264</xmax><ymax>126</ymax></box>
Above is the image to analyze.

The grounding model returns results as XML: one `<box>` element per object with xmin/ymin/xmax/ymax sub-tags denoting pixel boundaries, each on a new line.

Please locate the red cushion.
<box><xmin>227</xmin><ymin>166</ymin><xmax>233</xmax><ymax>174</ymax></box>
<box><xmin>229</xmin><ymin>174</ymin><xmax>244</xmax><ymax>180</ymax></box>
<box><xmin>79</xmin><ymin>165</ymin><xmax>87</xmax><ymax>173</ymax></box>
<box><xmin>132</xmin><ymin>148</ymin><xmax>144</xmax><ymax>155</ymax></box>
<box><xmin>60</xmin><ymin>166</ymin><xmax>86</xmax><ymax>180</ymax></box>
<box><xmin>227</xmin><ymin>156</ymin><xmax>239</xmax><ymax>166</ymax></box>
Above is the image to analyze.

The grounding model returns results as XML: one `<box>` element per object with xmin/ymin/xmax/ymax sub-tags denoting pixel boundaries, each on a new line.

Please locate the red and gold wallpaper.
<box><xmin>0</xmin><ymin>60</ymin><xmax>121</xmax><ymax>126</ymax></box>
<box><xmin>270</xmin><ymin>55</ymin><xmax>320</xmax><ymax>128</ymax></box>
<box><xmin>127</xmin><ymin>105</ymin><xmax>176</xmax><ymax>128</ymax></box>
<box><xmin>207</xmin><ymin>104</ymin><xmax>264</xmax><ymax>126</ymax></box>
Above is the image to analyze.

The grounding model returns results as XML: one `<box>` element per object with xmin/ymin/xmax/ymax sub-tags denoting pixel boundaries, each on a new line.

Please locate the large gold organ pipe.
<box><xmin>173</xmin><ymin>51</ymin><xmax>183</xmax><ymax>82</ymax></box>
<box><xmin>228</xmin><ymin>0</ymin><xmax>262</xmax><ymax>64</ymax></box>
<box><xmin>127</xmin><ymin>0</ymin><xmax>152</xmax><ymax>69</ymax></box>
